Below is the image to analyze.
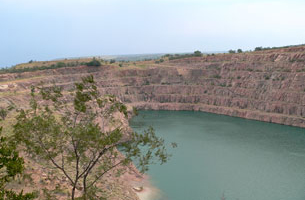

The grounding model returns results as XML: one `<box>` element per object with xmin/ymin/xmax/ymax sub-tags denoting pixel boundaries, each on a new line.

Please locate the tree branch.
<box><xmin>37</xmin><ymin>137</ymin><xmax>74</xmax><ymax>185</ymax></box>
<box><xmin>87</xmin><ymin>159</ymin><xmax>125</xmax><ymax>189</ymax></box>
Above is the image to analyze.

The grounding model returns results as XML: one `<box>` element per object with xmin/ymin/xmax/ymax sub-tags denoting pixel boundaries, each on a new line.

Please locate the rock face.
<box><xmin>1</xmin><ymin>45</ymin><xmax>305</xmax><ymax>127</ymax></box>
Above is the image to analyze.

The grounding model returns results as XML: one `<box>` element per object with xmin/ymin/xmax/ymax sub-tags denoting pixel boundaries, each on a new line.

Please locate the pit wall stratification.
<box><xmin>1</xmin><ymin>46</ymin><xmax>305</xmax><ymax>127</ymax></box>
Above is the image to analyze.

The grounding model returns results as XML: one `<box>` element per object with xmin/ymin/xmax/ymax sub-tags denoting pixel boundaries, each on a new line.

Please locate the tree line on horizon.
<box><xmin>1</xmin><ymin>43</ymin><xmax>304</xmax><ymax>74</ymax></box>
<box><xmin>0</xmin><ymin>58</ymin><xmax>102</xmax><ymax>74</ymax></box>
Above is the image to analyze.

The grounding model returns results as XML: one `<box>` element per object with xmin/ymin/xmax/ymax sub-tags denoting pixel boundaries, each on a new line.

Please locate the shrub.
<box><xmin>0</xmin><ymin>107</ymin><xmax>36</xmax><ymax>199</ymax></box>
<box><xmin>255</xmin><ymin>47</ymin><xmax>263</xmax><ymax>51</ymax></box>
<box><xmin>166</xmin><ymin>50</ymin><xmax>204</xmax><ymax>60</ymax></box>
<box><xmin>110</xmin><ymin>59</ymin><xmax>116</xmax><ymax>64</ymax></box>
<box><xmin>56</xmin><ymin>62</ymin><xmax>66</xmax><ymax>68</ymax></box>
<box><xmin>194</xmin><ymin>50</ymin><xmax>202</xmax><ymax>57</ymax></box>
<box><xmin>212</xmin><ymin>75</ymin><xmax>221</xmax><ymax>79</ymax></box>
<box><xmin>237</xmin><ymin>49</ymin><xmax>243</xmax><ymax>53</ymax></box>
<box><xmin>220</xmin><ymin>83</ymin><xmax>226</xmax><ymax>87</ymax></box>
<box><xmin>133</xmin><ymin>107</ymin><xmax>139</xmax><ymax>116</ymax></box>
<box><xmin>86</xmin><ymin>58</ymin><xmax>101</xmax><ymax>67</ymax></box>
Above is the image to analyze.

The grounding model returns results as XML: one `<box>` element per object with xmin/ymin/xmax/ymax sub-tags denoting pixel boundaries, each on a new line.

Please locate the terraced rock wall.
<box><xmin>1</xmin><ymin>46</ymin><xmax>305</xmax><ymax>127</ymax></box>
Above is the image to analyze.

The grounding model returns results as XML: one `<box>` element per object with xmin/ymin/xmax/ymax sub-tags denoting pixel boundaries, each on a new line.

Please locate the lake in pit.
<box><xmin>130</xmin><ymin>110</ymin><xmax>305</xmax><ymax>200</ymax></box>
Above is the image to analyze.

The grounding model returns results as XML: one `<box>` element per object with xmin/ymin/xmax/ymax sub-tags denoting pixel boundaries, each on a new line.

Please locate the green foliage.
<box><xmin>228</xmin><ymin>50</ymin><xmax>236</xmax><ymax>54</ymax></box>
<box><xmin>0</xmin><ymin>62</ymin><xmax>79</xmax><ymax>74</ymax></box>
<box><xmin>86</xmin><ymin>58</ymin><xmax>101</xmax><ymax>67</ymax></box>
<box><xmin>164</xmin><ymin>50</ymin><xmax>203</xmax><ymax>60</ymax></box>
<box><xmin>193</xmin><ymin>50</ymin><xmax>202</xmax><ymax>57</ymax></box>
<box><xmin>155</xmin><ymin>58</ymin><xmax>164</xmax><ymax>64</ymax></box>
<box><xmin>119</xmin><ymin>63</ymin><xmax>123</xmax><ymax>67</ymax></box>
<box><xmin>132</xmin><ymin>107</ymin><xmax>139</xmax><ymax>116</ymax></box>
<box><xmin>13</xmin><ymin>75</ymin><xmax>174</xmax><ymax>200</ymax></box>
<box><xmin>0</xmin><ymin>110</ymin><xmax>7</xmax><ymax>121</ymax></box>
<box><xmin>56</xmin><ymin>62</ymin><xmax>66</xmax><ymax>68</ymax></box>
<box><xmin>0</xmin><ymin>191</ymin><xmax>36</xmax><ymax>200</ymax></box>
<box><xmin>144</xmin><ymin>80</ymin><xmax>150</xmax><ymax>85</ymax></box>
<box><xmin>109</xmin><ymin>59</ymin><xmax>116</xmax><ymax>64</ymax></box>
<box><xmin>237</xmin><ymin>49</ymin><xmax>243</xmax><ymax>53</ymax></box>
<box><xmin>0</xmin><ymin>109</ymin><xmax>36</xmax><ymax>200</ymax></box>
<box><xmin>254</xmin><ymin>44</ymin><xmax>305</xmax><ymax>52</ymax></box>
<box><xmin>255</xmin><ymin>47</ymin><xmax>263</xmax><ymax>51</ymax></box>
<box><xmin>265</xmin><ymin>75</ymin><xmax>270</xmax><ymax>80</ymax></box>
<box><xmin>211</xmin><ymin>75</ymin><xmax>221</xmax><ymax>79</ymax></box>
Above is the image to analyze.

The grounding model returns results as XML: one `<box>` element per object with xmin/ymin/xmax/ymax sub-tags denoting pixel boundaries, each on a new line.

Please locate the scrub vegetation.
<box><xmin>0</xmin><ymin>107</ymin><xmax>36</xmax><ymax>200</ymax></box>
<box><xmin>7</xmin><ymin>76</ymin><xmax>175</xmax><ymax>199</ymax></box>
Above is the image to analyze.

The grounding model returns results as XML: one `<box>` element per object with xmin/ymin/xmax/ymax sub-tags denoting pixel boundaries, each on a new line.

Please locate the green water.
<box><xmin>130</xmin><ymin>110</ymin><xmax>305</xmax><ymax>200</ymax></box>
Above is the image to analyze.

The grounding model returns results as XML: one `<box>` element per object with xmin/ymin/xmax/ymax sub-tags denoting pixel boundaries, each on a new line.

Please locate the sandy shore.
<box><xmin>134</xmin><ymin>182</ymin><xmax>161</xmax><ymax>200</ymax></box>
<box><xmin>135</xmin><ymin>186</ymin><xmax>159</xmax><ymax>200</ymax></box>
<box><xmin>127</xmin><ymin>173</ymin><xmax>161</xmax><ymax>200</ymax></box>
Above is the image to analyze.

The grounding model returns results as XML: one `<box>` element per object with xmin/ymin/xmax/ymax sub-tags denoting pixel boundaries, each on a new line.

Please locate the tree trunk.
<box><xmin>83</xmin><ymin>175</ymin><xmax>88</xmax><ymax>200</ymax></box>
<box><xmin>71</xmin><ymin>185</ymin><xmax>76</xmax><ymax>200</ymax></box>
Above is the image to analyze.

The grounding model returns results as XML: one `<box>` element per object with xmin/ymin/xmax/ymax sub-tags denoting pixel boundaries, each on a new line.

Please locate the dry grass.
<box><xmin>14</xmin><ymin>58</ymin><xmax>96</xmax><ymax>69</ymax></box>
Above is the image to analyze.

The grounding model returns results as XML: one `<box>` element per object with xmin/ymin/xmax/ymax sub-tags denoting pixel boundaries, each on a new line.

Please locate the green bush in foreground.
<box><xmin>13</xmin><ymin>75</ymin><xmax>176</xmax><ymax>200</ymax></box>
<box><xmin>0</xmin><ymin>108</ymin><xmax>36</xmax><ymax>200</ymax></box>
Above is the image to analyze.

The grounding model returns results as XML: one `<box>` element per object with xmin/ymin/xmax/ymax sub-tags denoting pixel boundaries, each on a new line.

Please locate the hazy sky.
<box><xmin>1</xmin><ymin>0</ymin><xmax>305</xmax><ymax>67</ymax></box>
